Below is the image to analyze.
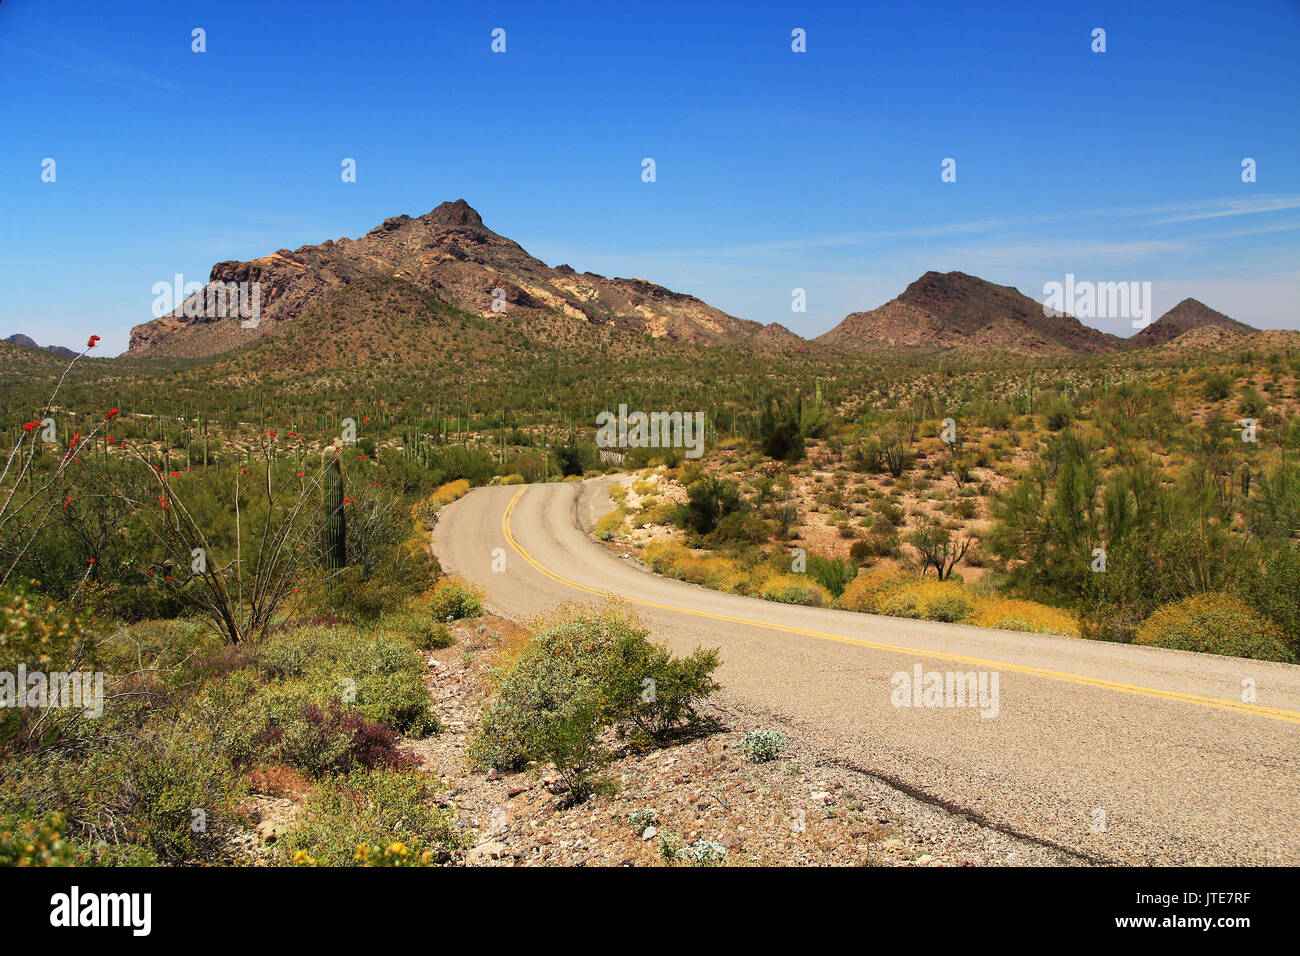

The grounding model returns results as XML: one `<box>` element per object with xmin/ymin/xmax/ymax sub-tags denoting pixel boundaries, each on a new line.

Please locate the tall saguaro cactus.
<box><xmin>322</xmin><ymin>453</ymin><xmax>347</xmax><ymax>571</ymax></box>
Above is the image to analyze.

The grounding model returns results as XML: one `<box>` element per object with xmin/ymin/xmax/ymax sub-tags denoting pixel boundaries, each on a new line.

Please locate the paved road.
<box><xmin>432</xmin><ymin>478</ymin><xmax>1300</xmax><ymax>865</ymax></box>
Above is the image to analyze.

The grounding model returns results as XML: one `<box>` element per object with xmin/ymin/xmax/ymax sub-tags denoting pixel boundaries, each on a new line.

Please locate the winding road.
<box><xmin>432</xmin><ymin>478</ymin><xmax>1300</xmax><ymax>865</ymax></box>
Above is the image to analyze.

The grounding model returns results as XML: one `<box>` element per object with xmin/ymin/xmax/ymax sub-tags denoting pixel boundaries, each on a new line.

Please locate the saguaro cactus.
<box><xmin>322</xmin><ymin>453</ymin><xmax>347</xmax><ymax>571</ymax></box>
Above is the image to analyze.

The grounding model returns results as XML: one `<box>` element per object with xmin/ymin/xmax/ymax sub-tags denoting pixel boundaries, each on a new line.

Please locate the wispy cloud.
<box><xmin>581</xmin><ymin>195</ymin><xmax>1300</xmax><ymax>262</ymax></box>
<box><xmin>12</xmin><ymin>42</ymin><xmax>184</xmax><ymax>96</ymax></box>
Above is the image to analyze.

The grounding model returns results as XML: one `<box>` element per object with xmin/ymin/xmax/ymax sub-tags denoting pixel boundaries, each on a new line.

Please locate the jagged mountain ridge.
<box><xmin>128</xmin><ymin>200</ymin><xmax>773</xmax><ymax>358</ymax></box>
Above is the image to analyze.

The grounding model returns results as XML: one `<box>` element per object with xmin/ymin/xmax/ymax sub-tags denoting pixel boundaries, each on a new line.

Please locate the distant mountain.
<box><xmin>1127</xmin><ymin>298</ymin><xmax>1256</xmax><ymax>347</ymax></box>
<box><xmin>4</xmin><ymin>333</ymin><xmax>78</xmax><ymax>357</ymax></box>
<box><xmin>814</xmin><ymin>271</ymin><xmax>1124</xmax><ymax>356</ymax></box>
<box><xmin>129</xmin><ymin>200</ymin><xmax>782</xmax><ymax>359</ymax></box>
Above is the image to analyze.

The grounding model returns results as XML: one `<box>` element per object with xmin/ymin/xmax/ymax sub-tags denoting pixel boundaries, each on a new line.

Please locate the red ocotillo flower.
<box><xmin>169</xmin><ymin>471</ymin><xmax>181</xmax><ymax>479</ymax></box>
<box><xmin>105</xmin><ymin>408</ymin><xmax>120</xmax><ymax>420</ymax></box>
<box><xmin>22</xmin><ymin>421</ymin><xmax>40</xmax><ymax>431</ymax></box>
<box><xmin>342</xmin><ymin>497</ymin><xmax>356</xmax><ymax>504</ymax></box>
<box><xmin>87</xmin><ymin>334</ymin><xmax>100</xmax><ymax>348</ymax></box>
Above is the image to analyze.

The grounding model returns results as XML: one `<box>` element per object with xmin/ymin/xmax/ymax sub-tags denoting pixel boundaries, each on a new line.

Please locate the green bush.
<box><xmin>807</xmin><ymin>555</ymin><xmax>856</xmax><ymax>599</ymax></box>
<box><xmin>193</xmin><ymin>627</ymin><xmax>437</xmax><ymax>774</ymax></box>
<box><xmin>738</xmin><ymin>729</ymin><xmax>786</xmax><ymax>763</ymax></box>
<box><xmin>120</xmin><ymin>722</ymin><xmax>241</xmax><ymax>862</ymax></box>
<box><xmin>374</xmin><ymin>611</ymin><xmax>456</xmax><ymax>650</ymax></box>
<box><xmin>429</xmin><ymin>576</ymin><xmax>484</xmax><ymax>621</ymax></box>
<box><xmin>1202</xmin><ymin>370</ymin><xmax>1233</xmax><ymax>401</ymax></box>
<box><xmin>684</xmin><ymin>476</ymin><xmax>743</xmax><ymax>535</ymax></box>
<box><xmin>924</xmin><ymin>591</ymin><xmax>973</xmax><ymax>623</ymax></box>
<box><xmin>467</xmin><ymin>606</ymin><xmax>720</xmax><ymax>791</ymax></box>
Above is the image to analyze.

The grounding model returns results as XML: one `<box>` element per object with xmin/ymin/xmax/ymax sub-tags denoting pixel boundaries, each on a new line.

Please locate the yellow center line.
<box><xmin>502</xmin><ymin>487</ymin><xmax>1300</xmax><ymax>725</ymax></box>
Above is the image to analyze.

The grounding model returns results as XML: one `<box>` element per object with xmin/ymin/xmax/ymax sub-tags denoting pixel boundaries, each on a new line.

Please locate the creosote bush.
<box><xmin>467</xmin><ymin>603</ymin><xmax>720</xmax><ymax>795</ymax></box>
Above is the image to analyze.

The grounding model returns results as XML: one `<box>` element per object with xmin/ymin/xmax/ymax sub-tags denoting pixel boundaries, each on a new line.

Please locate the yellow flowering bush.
<box><xmin>1135</xmin><ymin>594</ymin><xmax>1291</xmax><ymax>663</ymax></box>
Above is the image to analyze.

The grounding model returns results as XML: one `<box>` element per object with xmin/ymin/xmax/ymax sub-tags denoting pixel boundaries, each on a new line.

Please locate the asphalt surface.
<box><xmin>432</xmin><ymin>478</ymin><xmax>1300</xmax><ymax>865</ymax></box>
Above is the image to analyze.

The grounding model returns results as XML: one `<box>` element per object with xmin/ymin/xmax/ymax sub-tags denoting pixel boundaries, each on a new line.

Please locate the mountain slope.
<box><xmin>1127</xmin><ymin>298</ymin><xmax>1256</xmax><ymax>348</ymax></box>
<box><xmin>4</xmin><ymin>333</ymin><xmax>78</xmax><ymax>357</ymax></box>
<box><xmin>128</xmin><ymin>200</ymin><xmax>772</xmax><ymax>359</ymax></box>
<box><xmin>815</xmin><ymin>271</ymin><xmax>1124</xmax><ymax>356</ymax></box>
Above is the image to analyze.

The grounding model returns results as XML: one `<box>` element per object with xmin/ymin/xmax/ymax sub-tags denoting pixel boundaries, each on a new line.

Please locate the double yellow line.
<box><xmin>503</xmin><ymin>487</ymin><xmax>1300</xmax><ymax>725</ymax></box>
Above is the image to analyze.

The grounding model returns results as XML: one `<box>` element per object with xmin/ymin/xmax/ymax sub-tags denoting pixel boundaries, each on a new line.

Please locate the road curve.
<box><xmin>432</xmin><ymin>479</ymin><xmax>1300</xmax><ymax>865</ymax></box>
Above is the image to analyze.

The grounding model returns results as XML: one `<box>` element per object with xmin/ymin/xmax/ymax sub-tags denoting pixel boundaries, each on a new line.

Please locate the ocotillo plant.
<box><xmin>322</xmin><ymin>451</ymin><xmax>347</xmax><ymax>571</ymax></box>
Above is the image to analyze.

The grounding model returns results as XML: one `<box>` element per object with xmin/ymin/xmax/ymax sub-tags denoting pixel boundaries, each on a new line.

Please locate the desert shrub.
<box><xmin>467</xmin><ymin>605</ymin><xmax>719</xmax><ymax>790</ymax></box>
<box><xmin>373</xmin><ymin>610</ymin><xmax>455</xmax><ymax>650</ymax></box>
<box><xmin>925</xmin><ymin>590</ymin><xmax>973</xmax><ymax>623</ymax></box>
<box><xmin>708</xmin><ymin>511</ymin><xmax>773</xmax><ymax>548</ymax></box>
<box><xmin>595</xmin><ymin>509</ymin><xmax>625</xmax><ymax>540</ymax></box>
<box><xmin>873</xmin><ymin>499</ymin><xmax>906</xmax><ymax>526</ymax></box>
<box><xmin>760</xmin><ymin>574</ymin><xmax>832</xmax><ymax>607</ymax></box>
<box><xmin>433</xmin><ymin>447</ymin><xmax>496</xmax><ymax>487</ymax></box>
<box><xmin>1236</xmin><ymin>386</ymin><xmax>1267</xmax><ymax>418</ymax></box>
<box><xmin>318</xmin><ymin>565</ymin><xmax>398</xmax><ymax>623</ymax></box>
<box><xmin>1232</xmin><ymin>540</ymin><xmax>1300</xmax><ymax>658</ymax></box>
<box><xmin>837</xmin><ymin>568</ymin><xmax>908</xmax><ymax>613</ymax></box>
<box><xmin>600</xmin><ymin>638</ymin><xmax>721</xmax><ymax>743</ymax></box>
<box><xmin>197</xmin><ymin>627</ymin><xmax>437</xmax><ymax>772</ymax></box>
<box><xmin>273</xmin><ymin>698</ymin><xmax>412</xmax><ymax>776</ymax></box>
<box><xmin>967</xmin><ymin>597</ymin><xmax>1081</xmax><ymax>638</ymax></box>
<box><xmin>879</xmin><ymin>588</ymin><xmax>923</xmax><ymax>619</ymax></box>
<box><xmin>643</xmin><ymin>499</ymin><xmax>684</xmax><ymax>527</ymax></box>
<box><xmin>755</xmin><ymin>397</ymin><xmax>805</xmax><ymax>463</ymax></box>
<box><xmin>851</xmin><ymin>521</ymin><xmax>902</xmax><ymax>562</ymax></box>
<box><xmin>738</xmin><ymin>729</ymin><xmax>786</xmax><ymax>763</ymax></box>
<box><xmin>429</xmin><ymin>575</ymin><xmax>484</xmax><ymax>621</ymax></box>
<box><xmin>1043</xmin><ymin>396</ymin><xmax>1074</xmax><ymax>431</ymax></box>
<box><xmin>0</xmin><ymin>812</ymin><xmax>84</xmax><ymax>866</ymax></box>
<box><xmin>627</xmin><ymin>807</ymin><xmax>658</xmax><ymax>833</ymax></box>
<box><xmin>1135</xmin><ymin>594</ymin><xmax>1292</xmax><ymax>662</ymax></box>
<box><xmin>677</xmin><ymin>838</ymin><xmax>727</xmax><ymax>866</ymax></box>
<box><xmin>807</xmin><ymin>555</ymin><xmax>856</xmax><ymax>599</ymax></box>
<box><xmin>430</xmin><ymin>479</ymin><xmax>471</xmax><ymax>508</ymax></box>
<box><xmin>683</xmin><ymin>476</ymin><xmax>742</xmax><ymax>535</ymax></box>
<box><xmin>1201</xmin><ymin>370</ymin><xmax>1233</xmax><ymax>401</ymax></box>
<box><xmin>415</xmin><ymin>619</ymin><xmax>456</xmax><ymax>649</ymax></box>
<box><xmin>641</xmin><ymin>541</ymin><xmax>691</xmax><ymax>570</ymax></box>
<box><xmin>279</xmin><ymin>767</ymin><xmax>464</xmax><ymax>866</ymax></box>
<box><xmin>119</xmin><ymin>721</ymin><xmax>241</xmax><ymax>862</ymax></box>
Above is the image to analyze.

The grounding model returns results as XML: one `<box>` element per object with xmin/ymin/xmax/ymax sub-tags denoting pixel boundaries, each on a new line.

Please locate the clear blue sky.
<box><xmin>2</xmin><ymin>0</ymin><xmax>1297</xmax><ymax>354</ymax></box>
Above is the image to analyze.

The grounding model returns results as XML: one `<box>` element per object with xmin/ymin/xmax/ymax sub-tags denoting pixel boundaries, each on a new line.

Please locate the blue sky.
<box><xmin>1</xmin><ymin>0</ymin><xmax>1297</xmax><ymax>354</ymax></box>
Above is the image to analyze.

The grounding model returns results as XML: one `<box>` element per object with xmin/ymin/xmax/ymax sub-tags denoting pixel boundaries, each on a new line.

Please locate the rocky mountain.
<box><xmin>4</xmin><ymin>333</ymin><xmax>78</xmax><ymax>357</ymax></box>
<box><xmin>814</xmin><ymin>271</ymin><xmax>1125</xmax><ymax>356</ymax></box>
<box><xmin>1127</xmin><ymin>298</ymin><xmax>1256</xmax><ymax>348</ymax></box>
<box><xmin>128</xmin><ymin>200</ymin><xmax>771</xmax><ymax>358</ymax></box>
